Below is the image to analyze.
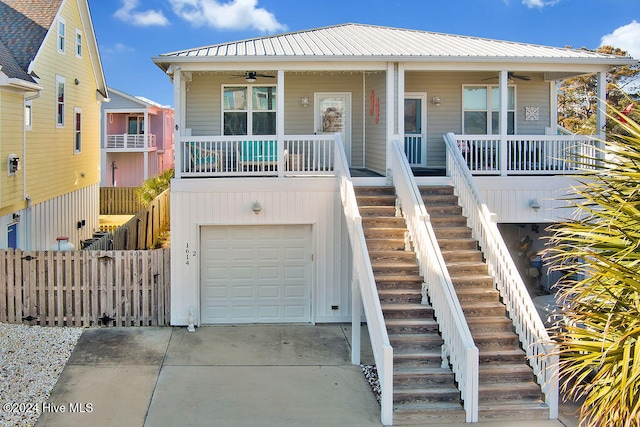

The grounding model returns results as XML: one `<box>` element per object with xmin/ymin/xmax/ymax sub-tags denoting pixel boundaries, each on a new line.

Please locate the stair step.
<box><xmin>466</xmin><ymin>316</ymin><xmax>513</xmax><ymax>333</ymax></box>
<box><xmin>375</xmin><ymin>275</ymin><xmax>424</xmax><ymax>290</ymax></box>
<box><xmin>378</xmin><ymin>289</ymin><xmax>422</xmax><ymax>304</ymax></box>
<box><xmin>362</xmin><ymin>217</ymin><xmax>406</xmax><ymax>228</ymax></box>
<box><xmin>393</xmin><ymin>351</ymin><xmax>443</xmax><ymax>368</ymax></box>
<box><xmin>479</xmin><ymin>364</ymin><xmax>535</xmax><ymax>383</ymax></box>
<box><xmin>356</xmin><ymin>195</ymin><xmax>396</xmax><ymax>206</ymax></box>
<box><xmin>440</xmin><ymin>249</ymin><xmax>483</xmax><ymax>263</ymax></box>
<box><xmin>429</xmin><ymin>216</ymin><xmax>468</xmax><ymax>227</ymax></box>
<box><xmin>364</xmin><ymin>227</ymin><xmax>406</xmax><ymax>239</ymax></box>
<box><xmin>394</xmin><ymin>367</ymin><xmax>456</xmax><ymax>387</ymax></box>
<box><xmin>454</xmin><ymin>287</ymin><xmax>500</xmax><ymax>303</ymax></box>
<box><xmin>472</xmin><ymin>330</ymin><xmax>521</xmax><ymax>349</ymax></box>
<box><xmin>366</xmin><ymin>238</ymin><xmax>405</xmax><ymax>251</ymax></box>
<box><xmin>359</xmin><ymin>206</ymin><xmax>397</xmax><ymax>217</ymax></box>
<box><xmin>385</xmin><ymin>318</ymin><xmax>439</xmax><ymax>335</ymax></box>
<box><xmin>419</xmin><ymin>186</ymin><xmax>455</xmax><ymax>196</ymax></box>
<box><xmin>355</xmin><ymin>186</ymin><xmax>395</xmax><ymax>196</ymax></box>
<box><xmin>425</xmin><ymin>205</ymin><xmax>463</xmax><ymax>216</ymax></box>
<box><xmin>449</xmin><ymin>274</ymin><xmax>494</xmax><ymax>289</ymax></box>
<box><xmin>394</xmin><ymin>387</ymin><xmax>461</xmax><ymax>405</ymax></box>
<box><xmin>478</xmin><ymin>401</ymin><xmax>549</xmax><ymax>422</ymax></box>
<box><xmin>479</xmin><ymin>348</ymin><xmax>528</xmax><ymax>364</ymax></box>
<box><xmin>422</xmin><ymin>194</ymin><xmax>460</xmax><ymax>206</ymax></box>
<box><xmin>382</xmin><ymin>303</ymin><xmax>433</xmax><ymax>319</ymax></box>
<box><xmin>369</xmin><ymin>250</ymin><xmax>418</xmax><ymax>263</ymax></box>
<box><xmin>445</xmin><ymin>261</ymin><xmax>488</xmax><ymax>276</ymax></box>
<box><xmin>393</xmin><ymin>402</ymin><xmax>467</xmax><ymax>425</ymax></box>
<box><xmin>437</xmin><ymin>238</ymin><xmax>478</xmax><ymax>250</ymax></box>
<box><xmin>373</xmin><ymin>263</ymin><xmax>420</xmax><ymax>276</ymax></box>
<box><xmin>433</xmin><ymin>227</ymin><xmax>473</xmax><ymax>239</ymax></box>
<box><xmin>479</xmin><ymin>382</ymin><xmax>542</xmax><ymax>402</ymax></box>
<box><xmin>461</xmin><ymin>301</ymin><xmax>506</xmax><ymax>317</ymax></box>
<box><xmin>389</xmin><ymin>334</ymin><xmax>443</xmax><ymax>351</ymax></box>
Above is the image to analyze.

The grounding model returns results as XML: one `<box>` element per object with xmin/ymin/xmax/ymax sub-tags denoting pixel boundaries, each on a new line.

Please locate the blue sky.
<box><xmin>87</xmin><ymin>0</ymin><xmax>640</xmax><ymax>108</ymax></box>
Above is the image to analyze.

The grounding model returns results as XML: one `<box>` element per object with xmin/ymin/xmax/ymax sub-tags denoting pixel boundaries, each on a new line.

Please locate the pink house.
<box><xmin>101</xmin><ymin>87</ymin><xmax>174</xmax><ymax>187</ymax></box>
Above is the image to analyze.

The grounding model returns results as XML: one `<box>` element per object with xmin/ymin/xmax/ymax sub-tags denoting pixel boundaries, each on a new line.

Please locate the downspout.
<box><xmin>23</xmin><ymin>90</ymin><xmax>40</xmax><ymax>250</ymax></box>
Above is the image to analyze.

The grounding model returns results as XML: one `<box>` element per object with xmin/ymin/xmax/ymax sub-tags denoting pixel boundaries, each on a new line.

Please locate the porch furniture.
<box><xmin>188</xmin><ymin>142</ymin><xmax>221</xmax><ymax>172</ymax></box>
<box><xmin>237</xmin><ymin>140</ymin><xmax>278</xmax><ymax>171</ymax></box>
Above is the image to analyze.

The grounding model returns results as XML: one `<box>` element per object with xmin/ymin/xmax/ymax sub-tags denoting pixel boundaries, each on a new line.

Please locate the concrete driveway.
<box><xmin>36</xmin><ymin>324</ymin><xmax>381</xmax><ymax>427</ymax></box>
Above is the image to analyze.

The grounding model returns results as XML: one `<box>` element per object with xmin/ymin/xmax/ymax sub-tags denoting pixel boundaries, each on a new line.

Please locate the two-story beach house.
<box><xmin>0</xmin><ymin>0</ymin><xmax>108</xmax><ymax>250</ymax></box>
<box><xmin>152</xmin><ymin>24</ymin><xmax>637</xmax><ymax>425</ymax></box>
<box><xmin>101</xmin><ymin>87</ymin><xmax>174</xmax><ymax>187</ymax></box>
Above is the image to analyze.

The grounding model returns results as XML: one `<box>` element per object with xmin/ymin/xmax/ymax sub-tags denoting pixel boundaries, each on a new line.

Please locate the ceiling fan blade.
<box><xmin>510</xmin><ymin>73</ymin><xmax>531</xmax><ymax>81</ymax></box>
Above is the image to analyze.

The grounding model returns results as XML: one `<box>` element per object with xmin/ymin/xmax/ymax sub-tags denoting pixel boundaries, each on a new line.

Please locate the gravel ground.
<box><xmin>0</xmin><ymin>323</ymin><xmax>83</xmax><ymax>427</ymax></box>
<box><xmin>360</xmin><ymin>364</ymin><xmax>381</xmax><ymax>403</ymax></box>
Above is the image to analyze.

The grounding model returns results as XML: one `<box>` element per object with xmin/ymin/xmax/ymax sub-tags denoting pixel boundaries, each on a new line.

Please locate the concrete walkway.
<box><xmin>37</xmin><ymin>324</ymin><xmax>581</xmax><ymax>427</ymax></box>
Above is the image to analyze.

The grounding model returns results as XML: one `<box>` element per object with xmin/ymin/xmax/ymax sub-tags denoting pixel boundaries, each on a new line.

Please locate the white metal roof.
<box><xmin>154</xmin><ymin>23</ymin><xmax>636</xmax><ymax>68</ymax></box>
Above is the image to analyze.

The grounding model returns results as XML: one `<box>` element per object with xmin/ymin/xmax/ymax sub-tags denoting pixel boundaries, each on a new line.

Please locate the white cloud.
<box><xmin>522</xmin><ymin>0</ymin><xmax>558</xmax><ymax>8</ymax></box>
<box><xmin>115</xmin><ymin>0</ymin><xmax>170</xmax><ymax>27</ymax></box>
<box><xmin>169</xmin><ymin>0</ymin><xmax>286</xmax><ymax>33</ymax></box>
<box><xmin>103</xmin><ymin>43</ymin><xmax>135</xmax><ymax>55</ymax></box>
<box><xmin>601</xmin><ymin>21</ymin><xmax>640</xmax><ymax>59</ymax></box>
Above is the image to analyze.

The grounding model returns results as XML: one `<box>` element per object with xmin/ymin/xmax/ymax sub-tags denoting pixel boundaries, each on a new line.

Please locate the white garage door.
<box><xmin>200</xmin><ymin>225</ymin><xmax>312</xmax><ymax>324</ymax></box>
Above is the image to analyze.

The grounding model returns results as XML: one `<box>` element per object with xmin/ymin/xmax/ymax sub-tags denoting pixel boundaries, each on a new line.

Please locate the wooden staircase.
<box><xmin>355</xmin><ymin>186</ymin><xmax>466</xmax><ymax>425</ymax></box>
<box><xmin>420</xmin><ymin>185</ymin><xmax>549</xmax><ymax>422</ymax></box>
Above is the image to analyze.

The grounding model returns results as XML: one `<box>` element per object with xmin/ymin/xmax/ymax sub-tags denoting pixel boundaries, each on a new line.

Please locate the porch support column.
<box><xmin>385</xmin><ymin>62</ymin><xmax>396</xmax><ymax>175</ymax></box>
<box><xmin>143</xmin><ymin>109</ymin><xmax>149</xmax><ymax>180</ymax></box>
<box><xmin>173</xmin><ymin>67</ymin><xmax>182</xmax><ymax>179</ymax></box>
<box><xmin>351</xmin><ymin>263</ymin><xmax>361</xmax><ymax>365</ymax></box>
<box><xmin>550</xmin><ymin>81</ymin><xmax>559</xmax><ymax>134</ymax></box>
<box><xmin>277</xmin><ymin>70</ymin><xmax>285</xmax><ymax>177</ymax></box>
<box><xmin>499</xmin><ymin>70</ymin><xmax>508</xmax><ymax>176</ymax></box>
<box><xmin>398</xmin><ymin>63</ymin><xmax>405</xmax><ymax>142</ymax></box>
<box><xmin>596</xmin><ymin>71</ymin><xmax>607</xmax><ymax>149</ymax></box>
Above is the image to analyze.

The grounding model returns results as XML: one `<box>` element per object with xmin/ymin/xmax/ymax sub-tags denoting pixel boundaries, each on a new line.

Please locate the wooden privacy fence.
<box><xmin>100</xmin><ymin>187</ymin><xmax>144</xmax><ymax>214</ymax></box>
<box><xmin>88</xmin><ymin>189</ymin><xmax>170</xmax><ymax>250</ymax></box>
<box><xmin>0</xmin><ymin>249</ymin><xmax>170</xmax><ymax>327</ymax></box>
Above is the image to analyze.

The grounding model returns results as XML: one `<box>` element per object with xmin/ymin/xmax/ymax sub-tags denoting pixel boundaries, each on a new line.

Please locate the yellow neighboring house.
<box><xmin>0</xmin><ymin>0</ymin><xmax>108</xmax><ymax>250</ymax></box>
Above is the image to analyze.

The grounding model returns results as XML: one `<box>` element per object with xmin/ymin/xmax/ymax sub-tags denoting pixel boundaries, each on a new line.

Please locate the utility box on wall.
<box><xmin>8</xmin><ymin>154</ymin><xmax>20</xmax><ymax>176</ymax></box>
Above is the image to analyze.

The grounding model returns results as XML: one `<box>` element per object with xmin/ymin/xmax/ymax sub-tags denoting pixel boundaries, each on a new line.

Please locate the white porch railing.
<box><xmin>403</xmin><ymin>134</ymin><xmax>425</xmax><ymax>166</ymax></box>
<box><xmin>335</xmin><ymin>135</ymin><xmax>393</xmax><ymax>426</ymax></box>
<box><xmin>178</xmin><ymin>135</ymin><xmax>335</xmax><ymax>177</ymax></box>
<box><xmin>390</xmin><ymin>139</ymin><xmax>479</xmax><ymax>423</ymax></box>
<box><xmin>104</xmin><ymin>134</ymin><xmax>157</xmax><ymax>149</ymax></box>
<box><xmin>444</xmin><ymin>132</ymin><xmax>559</xmax><ymax>419</ymax></box>
<box><xmin>453</xmin><ymin>134</ymin><xmax>598</xmax><ymax>175</ymax></box>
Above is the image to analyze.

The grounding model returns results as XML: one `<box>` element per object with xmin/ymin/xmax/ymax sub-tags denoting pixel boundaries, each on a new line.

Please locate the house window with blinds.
<box><xmin>463</xmin><ymin>85</ymin><xmax>516</xmax><ymax>134</ymax></box>
<box><xmin>223</xmin><ymin>86</ymin><xmax>276</xmax><ymax>136</ymax></box>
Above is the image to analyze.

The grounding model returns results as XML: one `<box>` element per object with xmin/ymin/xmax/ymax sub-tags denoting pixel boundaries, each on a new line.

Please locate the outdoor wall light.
<box><xmin>431</xmin><ymin>97</ymin><xmax>442</xmax><ymax>107</ymax></box>
<box><xmin>74</xmin><ymin>78</ymin><xmax>80</xmax><ymax>85</ymax></box>
<box><xmin>252</xmin><ymin>201</ymin><xmax>262</xmax><ymax>215</ymax></box>
<box><xmin>301</xmin><ymin>97</ymin><xmax>309</xmax><ymax>107</ymax></box>
<box><xmin>529</xmin><ymin>198</ymin><xmax>541</xmax><ymax>212</ymax></box>
<box><xmin>12</xmin><ymin>213</ymin><xmax>20</xmax><ymax>222</ymax></box>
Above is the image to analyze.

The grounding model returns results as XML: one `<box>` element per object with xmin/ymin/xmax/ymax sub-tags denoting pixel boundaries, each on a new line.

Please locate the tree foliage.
<box><xmin>558</xmin><ymin>46</ymin><xmax>639</xmax><ymax>134</ymax></box>
<box><xmin>544</xmin><ymin>106</ymin><xmax>640</xmax><ymax>426</ymax></box>
<box><xmin>135</xmin><ymin>168</ymin><xmax>174</xmax><ymax>206</ymax></box>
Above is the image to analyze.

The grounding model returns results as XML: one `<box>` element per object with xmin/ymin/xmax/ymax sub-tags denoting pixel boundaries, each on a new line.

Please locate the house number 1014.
<box><xmin>185</xmin><ymin>243</ymin><xmax>197</xmax><ymax>265</ymax></box>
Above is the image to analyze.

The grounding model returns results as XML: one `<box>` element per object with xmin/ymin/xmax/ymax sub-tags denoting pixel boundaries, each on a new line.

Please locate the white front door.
<box><xmin>315</xmin><ymin>93</ymin><xmax>351</xmax><ymax>165</ymax></box>
<box><xmin>200</xmin><ymin>225</ymin><xmax>312</xmax><ymax>324</ymax></box>
<box><xmin>404</xmin><ymin>93</ymin><xmax>427</xmax><ymax>167</ymax></box>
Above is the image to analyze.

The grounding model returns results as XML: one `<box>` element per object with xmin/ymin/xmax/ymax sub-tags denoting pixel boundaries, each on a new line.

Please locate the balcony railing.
<box><xmin>178</xmin><ymin>135</ymin><xmax>336</xmax><ymax>177</ymax></box>
<box><xmin>104</xmin><ymin>134</ymin><xmax>157</xmax><ymax>149</ymax></box>
<box><xmin>452</xmin><ymin>134</ymin><xmax>599</xmax><ymax>175</ymax></box>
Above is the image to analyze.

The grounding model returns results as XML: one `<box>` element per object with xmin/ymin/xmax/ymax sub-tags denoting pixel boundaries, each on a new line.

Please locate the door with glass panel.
<box><xmin>315</xmin><ymin>93</ymin><xmax>351</xmax><ymax>165</ymax></box>
<box><xmin>404</xmin><ymin>93</ymin><xmax>427</xmax><ymax>167</ymax></box>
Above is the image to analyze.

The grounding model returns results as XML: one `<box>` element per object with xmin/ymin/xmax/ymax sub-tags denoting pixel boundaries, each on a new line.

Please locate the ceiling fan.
<box><xmin>483</xmin><ymin>72</ymin><xmax>531</xmax><ymax>81</ymax></box>
<box><xmin>232</xmin><ymin>71</ymin><xmax>275</xmax><ymax>82</ymax></box>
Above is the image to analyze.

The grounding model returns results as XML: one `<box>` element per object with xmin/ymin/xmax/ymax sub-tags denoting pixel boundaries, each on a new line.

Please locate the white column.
<box><xmin>173</xmin><ymin>67</ymin><xmax>182</xmax><ymax>179</ymax></box>
<box><xmin>385</xmin><ymin>62</ymin><xmax>396</xmax><ymax>174</ymax></box>
<box><xmin>596</xmin><ymin>71</ymin><xmax>607</xmax><ymax>142</ymax></box>
<box><xmin>549</xmin><ymin>81</ymin><xmax>559</xmax><ymax>134</ymax></box>
<box><xmin>277</xmin><ymin>70</ymin><xmax>285</xmax><ymax>177</ymax></box>
<box><xmin>499</xmin><ymin>70</ymin><xmax>508</xmax><ymax>176</ymax></box>
<box><xmin>351</xmin><ymin>263</ymin><xmax>361</xmax><ymax>365</ymax></box>
<box><xmin>143</xmin><ymin>109</ymin><xmax>150</xmax><ymax>180</ymax></box>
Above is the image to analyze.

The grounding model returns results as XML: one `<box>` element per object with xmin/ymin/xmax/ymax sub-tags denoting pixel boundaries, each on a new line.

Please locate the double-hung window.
<box><xmin>75</xmin><ymin>28</ymin><xmax>82</xmax><ymax>58</ymax></box>
<box><xmin>74</xmin><ymin>107</ymin><xmax>82</xmax><ymax>153</ymax></box>
<box><xmin>463</xmin><ymin>85</ymin><xmax>515</xmax><ymax>134</ymax></box>
<box><xmin>223</xmin><ymin>86</ymin><xmax>276</xmax><ymax>136</ymax></box>
<box><xmin>56</xmin><ymin>76</ymin><xmax>65</xmax><ymax>127</ymax></box>
<box><xmin>57</xmin><ymin>18</ymin><xmax>65</xmax><ymax>53</ymax></box>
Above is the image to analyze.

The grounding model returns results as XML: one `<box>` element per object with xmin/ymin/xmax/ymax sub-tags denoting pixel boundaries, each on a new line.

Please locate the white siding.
<box><xmin>364</xmin><ymin>72</ymin><xmax>387</xmax><ymax>174</ymax></box>
<box><xmin>170</xmin><ymin>177</ymin><xmax>351</xmax><ymax>325</ymax></box>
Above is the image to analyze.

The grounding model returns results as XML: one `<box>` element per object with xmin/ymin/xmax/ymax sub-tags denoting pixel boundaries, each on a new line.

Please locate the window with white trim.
<box><xmin>75</xmin><ymin>28</ymin><xmax>82</xmax><ymax>58</ymax></box>
<box><xmin>74</xmin><ymin>107</ymin><xmax>82</xmax><ymax>153</ymax></box>
<box><xmin>25</xmin><ymin>101</ymin><xmax>32</xmax><ymax>131</ymax></box>
<box><xmin>222</xmin><ymin>85</ymin><xmax>276</xmax><ymax>135</ymax></box>
<box><xmin>56</xmin><ymin>76</ymin><xmax>65</xmax><ymax>127</ymax></box>
<box><xmin>463</xmin><ymin>85</ymin><xmax>515</xmax><ymax>134</ymax></box>
<box><xmin>57</xmin><ymin>18</ymin><xmax>66</xmax><ymax>53</ymax></box>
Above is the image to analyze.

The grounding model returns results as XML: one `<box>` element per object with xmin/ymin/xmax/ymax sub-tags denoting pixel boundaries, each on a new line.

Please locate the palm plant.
<box><xmin>544</xmin><ymin>105</ymin><xmax>640</xmax><ymax>426</ymax></box>
<box><xmin>135</xmin><ymin>168</ymin><xmax>174</xmax><ymax>206</ymax></box>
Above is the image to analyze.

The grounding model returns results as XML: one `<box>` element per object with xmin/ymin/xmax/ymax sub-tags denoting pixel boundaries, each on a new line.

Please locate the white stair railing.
<box><xmin>390</xmin><ymin>139</ymin><xmax>479</xmax><ymax>422</ymax></box>
<box><xmin>334</xmin><ymin>134</ymin><xmax>393</xmax><ymax>426</ymax></box>
<box><xmin>444</xmin><ymin>132</ymin><xmax>559</xmax><ymax>419</ymax></box>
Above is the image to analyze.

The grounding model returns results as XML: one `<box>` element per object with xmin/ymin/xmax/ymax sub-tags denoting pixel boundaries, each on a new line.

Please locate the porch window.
<box><xmin>128</xmin><ymin>116</ymin><xmax>144</xmax><ymax>134</ymax></box>
<box><xmin>56</xmin><ymin>76</ymin><xmax>65</xmax><ymax>127</ymax></box>
<box><xmin>463</xmin><ymin>85</ymin><xmax>515</xmax><ymax>134</ymax></box>
<box><xmin>223</xmin><ymin>86</ymin><xmax>276</xmax><ymax>136</ymax></box>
